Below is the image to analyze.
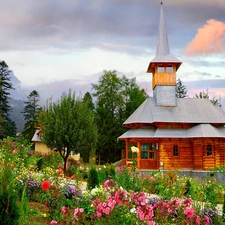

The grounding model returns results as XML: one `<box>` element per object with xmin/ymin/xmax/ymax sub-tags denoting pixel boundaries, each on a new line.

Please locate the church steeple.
<box><xmin>147</xmin><ymin>3</ymin><xmax>182</xmax><ymax>107</ymax></box>
<box><xmin>156</xmin><ymin>2</ymin><xmax>170</xmax><ymax>57</ymax></box>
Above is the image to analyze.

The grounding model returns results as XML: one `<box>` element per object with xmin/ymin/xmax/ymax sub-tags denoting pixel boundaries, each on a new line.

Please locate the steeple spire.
<box><xmin>147</xmin><ymin>3</ymin><xmax>182</xmax><ymax>73</ymax></box>
<box><xmin>146</xmin><ymin>2</ymin><xmax>182</xmax><ymax>107</ymax></box>
<box><xmin>156</xmin><ymin>3</ymin><xmax>170</xmax><ymax>56</ymax></box>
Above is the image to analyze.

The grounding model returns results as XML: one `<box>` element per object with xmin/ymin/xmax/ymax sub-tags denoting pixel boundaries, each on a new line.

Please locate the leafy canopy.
<box><xmin>38</xmin><ymin>90</ymin><xmax>98</xmax><ymax>172</ymax></box>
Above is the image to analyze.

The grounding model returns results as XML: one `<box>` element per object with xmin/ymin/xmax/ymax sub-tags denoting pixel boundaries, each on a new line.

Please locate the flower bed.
<box><xmin>0</xmin><ymin>137</ymin><xmax>225</xmax><ymax>224</ymax></box>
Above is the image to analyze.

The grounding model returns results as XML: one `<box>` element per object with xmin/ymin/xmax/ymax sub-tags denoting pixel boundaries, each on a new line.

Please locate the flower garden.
<box><xmin>1</xmin><ymin>137</ymin><xmax>225</xmax><ymax>224</ymax></box>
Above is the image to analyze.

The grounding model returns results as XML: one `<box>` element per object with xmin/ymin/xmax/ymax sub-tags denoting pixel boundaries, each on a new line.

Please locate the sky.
<box><xmin>0</xmin><ymin>0</ymin><xmax>225</xmax><ymax>106</ymax></box>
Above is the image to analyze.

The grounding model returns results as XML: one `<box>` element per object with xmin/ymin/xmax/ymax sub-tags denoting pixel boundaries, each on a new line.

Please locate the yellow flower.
<box><xmin>131</xmin><ymin>146</ymin><xmax>139</xmax><ymax>153</ymax></box>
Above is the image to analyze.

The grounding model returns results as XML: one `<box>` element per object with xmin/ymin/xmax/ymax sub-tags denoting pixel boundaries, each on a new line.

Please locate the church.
<box><xmin>119</xmin><ymin>3</ymin><xmax>225</xmax><ymax>170</ymax></box>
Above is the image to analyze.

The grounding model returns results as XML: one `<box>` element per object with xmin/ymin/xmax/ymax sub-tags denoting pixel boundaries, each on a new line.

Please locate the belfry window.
<box><xmin>166</xmin><ymin>65</ymin><xmax>173</xmax><ymax>73</ymax></box>
<box><xmin>158</xmin><ymin>66</ymin><xmax>164</xmax><ymax>73</ymax></box>
<box><xmin>206</xmin><ymin>145</ymin><xmax>212</xmax><ymax>156</ymax></box>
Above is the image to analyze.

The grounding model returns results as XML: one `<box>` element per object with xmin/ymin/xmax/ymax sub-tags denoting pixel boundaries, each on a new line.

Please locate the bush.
<box><xmin>0</xmin><ymin>162</ymin><xmax>21</xmax><ymax>225</ymax></box>
<box><xmin>87</xmin><ymin>167</ymin><xmax>99</xmax><ymax>189</ymax></box>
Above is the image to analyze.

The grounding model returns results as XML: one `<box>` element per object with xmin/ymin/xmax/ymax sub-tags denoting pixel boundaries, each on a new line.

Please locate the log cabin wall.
<box><xmin>215</xmin><ymin>139</ymin><xmax>225</xmax><ymax>168</ymax></box>
<box><xmin>124</xmin><ymin>137</ymin><xmax>225</xmax><ymax>170</ymax></box>
<box><xmin>159</xmin><ymin>138</ymin><xmax>193</xmax><ymax>170</ymax></box>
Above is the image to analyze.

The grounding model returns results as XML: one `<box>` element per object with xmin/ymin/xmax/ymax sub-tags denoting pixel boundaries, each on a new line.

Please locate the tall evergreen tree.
<box><xmin>22</xmin><ymin>90</ymin><xmax>41</xmax><ymax>141</ymax></box>
<box><xmin>0</xmin><ymin>61</ymin><xmax>16</xmax><ymax>139</ymax></box>
<box><xmin>176</xmin><ymin>78</ymin><xmax>188</xmax><ymax>98</ymax></box>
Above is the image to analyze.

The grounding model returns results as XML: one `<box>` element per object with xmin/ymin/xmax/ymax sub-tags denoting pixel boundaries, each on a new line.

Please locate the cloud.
<box><xmin>184</xmin><ymin>19</ymin><xmax>225</xmax><ymax>55</ymax></box>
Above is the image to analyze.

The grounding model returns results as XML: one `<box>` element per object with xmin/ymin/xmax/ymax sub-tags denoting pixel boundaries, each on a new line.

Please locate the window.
<box><xmin>158</xmin><ymin>66</ymin><xmax>164</xmax><ymax>73</ymax></box>
<box><xmin>173</xmin><ymin>145</ymin><xmax>179</xmax><ymax>156</ymax></box>
<box><xmin>166</xmin><ymin>66</ymin><xmax>173</xmax><ymax>73</ymax></box>
<box><xmin>141</xmin><ymin>143</ymin><xmax>156</xmax><ymax>159</ymax></box>
<box><xmin>206</xmin><ymin>145</ymin><xmax>212</xmax><ymax>156</ymax></box>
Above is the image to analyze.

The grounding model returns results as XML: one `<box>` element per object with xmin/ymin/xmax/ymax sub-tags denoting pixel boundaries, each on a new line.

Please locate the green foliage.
<box><xmin>22</xmin><ymin>90</ymin><xmax>41</xmax><ymax>142</ymax></box>
<box><xmin>19</xmin><ymin>186</ymin><xmax>29</xmax><ymax>225</ymax></box>
<box><xmin>184</xmin><ymin>178</ymin><xmax>192</xmax><ymax>197</ymax></box>
<box><xmin>92</xmin><ymin>70</ymin><xmax>147</xmax><ymax>164</ymax></box>
<box><xmin>98</xmin><ymin>164</ymin><xmax>116</xmax><ymax>184</ymax></box>
<box><xmin>115</xmin><ymin>167</ymin><xmax>140</xmax><ymax>192</ymax></box>
<box><xmin>222</xmin><ymin>192</ymin><xmax>225</xmax><ymax>222</ymax></box>
<box><xmin>0</xmin><ymin>162</ymin><xmax>21</xmax><ymax>225</ymax></box>
<box><xmin>35</xmin><ymin>151</ymin><xmax>63</xmax><ymax>171</ymax></box>
<box><xmin>176</xmin><ymin>78</ymin><xmax>188</xmax><ymax>98</ymax></box>
<box><xmin>0</xmin><ymin>60</ymin><xmax>16</xmax><ymax>138</ymax></box>
<box><xmin>87</xmin><ymin>167</ymin><xmax>100</xmax><ymax>189</ymax></box>
<box><xmin>194</xmin><ymin>90</ymin><xmax>220</xmax><ymax>106</ymax></box>
<box><xmin>38</xmin><ymin>90</ymin><xmax>98</xmax><ymax>172</ymax></box>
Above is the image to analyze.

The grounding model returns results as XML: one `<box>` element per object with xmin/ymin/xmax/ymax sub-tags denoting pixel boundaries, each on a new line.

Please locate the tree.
<box><xmin>176</xmin><ymin>78</ymin><xmax>188</xmax><ymax>98</ymax></box>
<box><xmin>92</xmin><ymin>70</ymin><xmax>147</xmax><ymax>164</ymax></box>
<box><xmin>121</xmin><ymin>76</ymin><xmax>147</xmax><ymax>120</ymax></box>
<box><xmin>22</xmin><ymin>90</ymin><xmax>41</xmax><ymax>141</ymax></box>
<box><xmin>83</xmin><ymin>92</ymin><xmax>95</xmax><ymax>111</ymax></box>
<box><xmin>194</xmin><ymin>90</ymin><xmax>220</xmax><ymax>106</ymax></box>
<box><xmin>0</xmin><ymin>61</ymin><xmax>16</xmax><ymax>138</ymax></box>
<box><xmin>38</xmin><ymin>90</ymin><xmax>98</xmax><ymax>172</ymax></box>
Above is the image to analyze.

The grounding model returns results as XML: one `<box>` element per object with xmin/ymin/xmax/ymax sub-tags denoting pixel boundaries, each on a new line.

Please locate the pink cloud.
<box><xmin>184</xmin><ymin>19</ymin><xmax>225</xmax><ymax>55</ymax></box>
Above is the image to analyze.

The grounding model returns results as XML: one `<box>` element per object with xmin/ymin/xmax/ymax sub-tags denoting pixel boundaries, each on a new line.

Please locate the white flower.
<box><xmin>130</xmin><ymin>208</ymin><xmax>136</xmax><ymax>214</ymax></box>
<box><xmin>131</xmin><ymin>146</ymin><xmax>139</xmax><ymax>153</ymax></box>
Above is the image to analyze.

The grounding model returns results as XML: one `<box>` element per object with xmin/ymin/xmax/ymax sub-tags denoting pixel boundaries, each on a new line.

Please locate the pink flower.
<box><xmin>74</xmin><ymin>208</ymin><xmax>84</xmax><ymax>220</ymax></box>
<box><xmin>184</xmin><ymin>208</ymin><xmax>195</xmax><ymax>219</ymax></box>
<box><xmin>147</xmin><ymin>221</ymin><xmax>156</xmax><ymax>225</ymax></box>
<box><xmin>203</xmin><ymin>216</ymin><xmax>210</xmax><ymax>225</ymax></box>
<box><xmin>61</xmin><ymin>206</ymin><xmax>67</xmax><ymax>214</ymax></box>
<box><xmin>50</xmin><ymin>220</ymin><xmax>57</xmax><ymax>225</ymax></box>
<box><xmin>42</xmin><ymin>180</ymin><xmax>51</xmax><ymax>191</ymax></box>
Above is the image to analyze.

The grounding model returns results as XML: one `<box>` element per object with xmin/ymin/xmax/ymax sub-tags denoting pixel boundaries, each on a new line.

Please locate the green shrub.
<box><xmin>0</xmin><ymin>162</ymin><xmax>20</xmax><ymax>225</ymax></box>
<box><xmin>87</xmin><ymin>166</ymin><xmax>99</xmax><ymax>189</ymax></box>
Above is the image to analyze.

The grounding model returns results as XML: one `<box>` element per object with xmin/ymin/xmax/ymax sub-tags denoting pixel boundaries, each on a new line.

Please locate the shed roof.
<box><xmin>31</xmin><ymin>129</ymin><xmax>41</xmax><ymax>142</ymax></box>
<box><xmin>123</xmin><ymin>97</ymin><xmax>225</xmax><ymax>126</ymax></box>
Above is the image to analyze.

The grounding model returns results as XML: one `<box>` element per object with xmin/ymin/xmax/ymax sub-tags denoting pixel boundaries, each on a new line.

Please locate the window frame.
<box><xmin>173</xmin><ymin>145</ymin><xmax>179</xmax><ymax>157</ymax></box>
<box><xmin>141</xmin><ymin>143</ymin><xmax>156</xmax><ymax>159</ymax></box>
<box><xmin>206</xmin><ymin>144</ymin><xmax>213</xmax><ymax>156</ymax></box>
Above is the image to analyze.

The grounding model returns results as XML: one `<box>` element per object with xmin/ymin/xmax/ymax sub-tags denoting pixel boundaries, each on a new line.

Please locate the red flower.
<box><xmin>58</xmin><ymin>168</ymin><xmax>63</xmax><ymax>175</ymax></box>
<box><xmin>44</xmin><ymin>201</ymin><xmax>48</xmax><ymax>205</ymax></box>
<box><xmin>71</xmin><ymin>175</ymin><xmax>75</xmax><ymax>180</ymax></box>
<box><xmin>41</xmin><ymin>180</ymin><xmax>51</xmax><ymax>191</ymax></box>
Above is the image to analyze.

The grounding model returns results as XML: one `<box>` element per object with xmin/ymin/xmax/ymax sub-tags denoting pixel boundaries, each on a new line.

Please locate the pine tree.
<box><xmin>176</xmin><ymin>78</ymin><xmax>188</xmax><ymax>98</ymax></box>
<box><xmin>0</xmin><ymin>61</ymin><xmax>15</xmax><ymax>138</ymax></box>
<box><xmin>194</xmin><ymin>90</ymin><xmax>220</xmax><ymax>106</ymax></box>
<box><xmin>22</xmin><ymin>90</ymin><xmax>41</xmax><ymax>141</ymax></box>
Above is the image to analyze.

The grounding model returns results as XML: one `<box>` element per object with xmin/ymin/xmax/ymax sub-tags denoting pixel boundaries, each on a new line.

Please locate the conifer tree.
<box><xmin>22</xmin><ymin>90</ymin><xmax>41</xmax><ymax>141</ymax></box>
<box><xmin>176</xmin><ymin>78</ymin><xmax>188</xmax><ymax>98</ymax></box>
<box><xmin>0</xmin><ymin>61</ymin><xmax>16</xmax><ymax>138</ymax></box>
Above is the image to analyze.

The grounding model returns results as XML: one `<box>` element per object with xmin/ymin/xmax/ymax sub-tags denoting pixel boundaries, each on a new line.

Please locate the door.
<box><xmin>140</xmin><ymin>143</ymin><xmax>158</xmax><ymax>169</ymax></box>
